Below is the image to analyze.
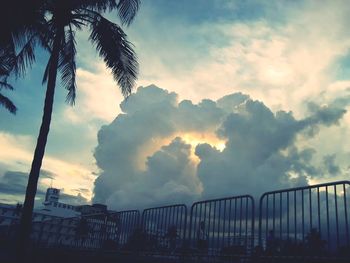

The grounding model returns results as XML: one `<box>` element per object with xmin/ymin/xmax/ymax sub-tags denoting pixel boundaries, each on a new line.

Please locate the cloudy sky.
<box><xmin>1</xmin><ymin>0</ymin><xmax>350</xmax><ymax>210</ymax></box>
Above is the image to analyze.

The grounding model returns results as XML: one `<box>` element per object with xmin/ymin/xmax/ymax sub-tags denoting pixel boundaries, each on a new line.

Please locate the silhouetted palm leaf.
<box><xmin>117</xmin><ymin>0</ymin><xmax>140</xmax><ymax>26</ymax></box>
<box><xmin>78</xmin><ymin>0</ymin><xmax>118</xmax><ymax>12</ymax></box>
<box><xmin>0</xmin><ymin>44</ymin><xmax>15</xmax><ymax>77</ymax></box>
<box><xmin>0</xmin><ymin>92</ymin><xmax>17</xmax><ymax>114</ymax></box>
<box><xmin>13</xmin><ymin>35</ymin><xmax>37</xmax><ymax>78</ymax></box>
<box><xmin>0</xmin><ymin>80</ymin><xmax>14</xmax><ymax>90</ymax></box>
<box><xmin>59</xmin><ymin>27</ymin><xmax>77</xmax><ymax>105</ymax></box>
<box><xmin>89</xmin><ymin>14</ymin><xmax>138</xmax><ymax>96</ymax></box>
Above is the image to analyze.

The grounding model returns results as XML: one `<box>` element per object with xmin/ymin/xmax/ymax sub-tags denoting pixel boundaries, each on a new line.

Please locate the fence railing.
<box><xmin>30</xmin><ymin>213</ymin><xmax>120</xmax><ymax>249</ymax></box>
<box><xmin>258</xmin><ymin>180</ymin><xmax>350</xmax><ymax>257</ymax></box>
<box><xmin>140</xmin><ymin>204</ymin><xmax>187</xmax><ymax>253</ymax></box>
<box><xmin>188</xmin><ymin>195</ymin><xmax>255</xmax><ymax>256</ymax></box>
<box><xmin>116</xmin><ymin>210</ymin><xmax>140</xmax><ymax>249</ymax></box>
<box><xmin>1</xmin><ymin>180</ymin><xmax>349</xmax><ymax>260</ymax></box>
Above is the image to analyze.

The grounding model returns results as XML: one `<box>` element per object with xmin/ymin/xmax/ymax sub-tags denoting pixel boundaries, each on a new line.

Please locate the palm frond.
<box><xmin>0</xmin><ymin>43</ymin><xmax>16</xmax><ymax>77</ymax></box>
<box><xmin>0</xmin><ymin>80</ymin><xmax>14</xmax><ymax>90</ymax></box>
<box><xmin>71</xmin><ymin>14</ymin><xmax>87</xmax><ymax>30</ymax></box>
<box><xmin>77</xmin><ymin>0</ymin><xmax>117</xmax><ymax>12</ymax></box>
<box><xmin>89</xmin><ymin>14</ymin><xmax>138</xmax><ymax>97</ymax></box>
<box><xmin>0</xmin><ymin>93</ymin><xmax>17</xmax><ymax>114</ymax></box>
<box><xmin>58</xmin><ymin>27</ymin><xmax>77</xmax><ymax>105</ymax></box>
<box><xmin>117</xmin><ymin>0</ymin><xmax>140</xmax><ymax>26</ymax></box>
<box><xmin>13</xmin><ymin>35</ymin><xmax>37</xmax><ymax>78</ymax></box>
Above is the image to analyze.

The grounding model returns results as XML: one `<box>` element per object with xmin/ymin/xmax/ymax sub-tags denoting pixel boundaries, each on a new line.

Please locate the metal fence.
<box><xmin>1</xmin><ymin>180</ymin><xmax>350</xmax><ymax>261</ymax></box>
<box><xmin>140</xmin><ymin>204</ymin><xmax>187</xmax><ymax>253</ymax></box>
<box><xmin>188</xmin><ymin>195</ymin><xmax>255</xmax><ymax>256</ymax></box>
<box><xmin>115</xmin><ymin>210</ymin><xmax>140</xmax><ymax>249</ymax></box>
<box><xmin>258</xmin><ymin>181</ymin><xmax>350</xmax><ymax>257</ymax></box>
<box><xmin>31</xmin><ymin>213</ymin><xmax>120</xmax><ymax>249</ymax></box>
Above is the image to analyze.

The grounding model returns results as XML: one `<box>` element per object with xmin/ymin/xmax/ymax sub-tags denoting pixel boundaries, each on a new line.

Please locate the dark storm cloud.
<box><xmin>0</xmin><ymin>171</ymin><xmax>45</xmax><ymax>196</ymax></box>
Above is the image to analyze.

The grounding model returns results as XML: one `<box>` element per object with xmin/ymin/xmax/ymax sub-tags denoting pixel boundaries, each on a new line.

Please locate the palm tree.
<box><xmin>0</xmin><ymin>0</ymin><xmax>140</xmax><ymax>255</ymax></box>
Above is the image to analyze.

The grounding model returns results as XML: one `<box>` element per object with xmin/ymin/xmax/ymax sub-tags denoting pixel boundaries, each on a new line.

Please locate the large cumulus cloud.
<box><xmin>93</xmin><ymin>85</ymin><xmax>347</xmax><ymax>210</ymax></box>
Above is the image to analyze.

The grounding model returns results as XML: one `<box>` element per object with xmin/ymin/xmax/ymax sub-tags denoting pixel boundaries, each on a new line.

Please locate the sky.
<box><xmin>1</xmin><ymin>0</ymin><xmax>350</xmax><ymax>210</ymax></box>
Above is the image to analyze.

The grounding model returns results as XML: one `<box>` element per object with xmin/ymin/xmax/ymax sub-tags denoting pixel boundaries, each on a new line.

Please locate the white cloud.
<box><xmin>93</xmin><ymin>85</ymin><xmax>348</xmax><ymax>209</ymax></box>
<box><xmin>63</xmin><ymin>64</ymin><xmax>125</xmax><ymax>124</ymax></box>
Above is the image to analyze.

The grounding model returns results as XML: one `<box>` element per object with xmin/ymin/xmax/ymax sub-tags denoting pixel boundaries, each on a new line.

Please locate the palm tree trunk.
<box><xmin>17</xmin><ymin>30</ymin><xmax>62</xmax><ymax>260</ymax></box>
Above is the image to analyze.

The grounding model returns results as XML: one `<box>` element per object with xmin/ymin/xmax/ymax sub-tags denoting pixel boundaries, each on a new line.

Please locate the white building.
<box><xmin>38</xmin><ymin>188</ymin><xmax>80</xmax><ymax>218</ymax></box>
<box><xmin>0</xmin><ymin>188</ymin><xmax>80</xmax><ymax>226</ymax></box>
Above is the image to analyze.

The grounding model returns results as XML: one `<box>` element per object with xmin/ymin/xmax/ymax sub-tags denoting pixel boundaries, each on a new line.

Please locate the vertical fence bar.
<box><xmin>258</xmin><ymin>195</ymin><xmax>264</xmax><ymax>247</ymax></box>
<box><xmin>279</xmin><ymin>192</ymin><xmax>282</xmax><ymax>241</ymax></box>
<box><xmin>317</xmin><ymin>187</ymin><xmax>321</xmax><ymax>234</ymax></box>
<box><xmin>222</xmin><ymin>200</ymin><xmax>226</xmax><ymax>247</ymax></box>
<box><xmin>245</xmin><ymin>197</ymin><xmax>249</xmax><ymax>248</ymax></box>
<box><xmin>326</xmin><ymin>186</ymin><xmax>330</xmax><ymax>250</ymax></box>
<box><xmin>265</xmin><ymin>195</ymin><xmax>269</xmax><ymax>245</ymax></box>
<box><xmin>309</xmin><ymin>188</ymin><xmax>312</xmax><ymax>231</ymax></box>
<box><xmin>190</xmin><ymin>195</ymin><xmax>254</xmax><ymax>257</ymax></box>
<box><xmin>334</xmin><ymin>185</ymin><xmax>339</xmax><ymax>248</ymax></box>
<box><xmin>234</xmin><ymin>199</ymin><xmax>237</xmax><ymax>244</ymax></box>
<box><xmin>302</xmin><ymin>189</ymin><xmax>305</xmax><ymax>243</ymax></box>
<box><xmin>272</xmin><ymin>194</ymin><xmax>276</xmax><ymax>239</ymax></box>
<box><xmin>287</xmin><ymin>192</ymin><xmax>290</xmax><ymax>241</ymax></box>
<box><xmin>294</xmin><ymin>191</ymin><xmax>297</xmax><ymax>242</ymax></box>
<box><xmin>343</xmin><ymin>184</ymin><xmax>349</xmax><ymax>246</ymax></box>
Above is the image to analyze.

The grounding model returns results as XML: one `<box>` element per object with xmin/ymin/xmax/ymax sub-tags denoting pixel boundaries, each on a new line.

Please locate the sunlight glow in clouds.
<box><xmin>180</xmin><ymin>133</ymin><xmax>226</xmax><ymax>152</ymax></box>
<box><xmin>137</xmin><ymin>132</ymin><xmax>226</xmax><ymax>169</ymax></box>
<box><xmin>178</xmin><ymin>132</ymin><xmax>226</xmax><ymax>163</ymax></box>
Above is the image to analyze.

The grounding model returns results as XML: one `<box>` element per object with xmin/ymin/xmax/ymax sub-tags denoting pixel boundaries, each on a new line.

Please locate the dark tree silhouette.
<box><xmin>0</xmin><ymin>0</ymin><xmax>140</xmax><ymax>258</ymax></box>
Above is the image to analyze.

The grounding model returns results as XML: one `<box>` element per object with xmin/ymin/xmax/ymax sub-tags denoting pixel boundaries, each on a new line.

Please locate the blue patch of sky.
<box><xmin>333</xmin><ymin>50</ymin><xmax>350</xmax><ymax>80</ymax></box>
<box><xmin>139</xmin><ymin>0</ymin><xmax>305</xmax><ymax>25</ymax></box>
<box><xmin>140</xmin><ymin>0</ymin><xmax>263</xmax><ymax>24</ymax></box>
